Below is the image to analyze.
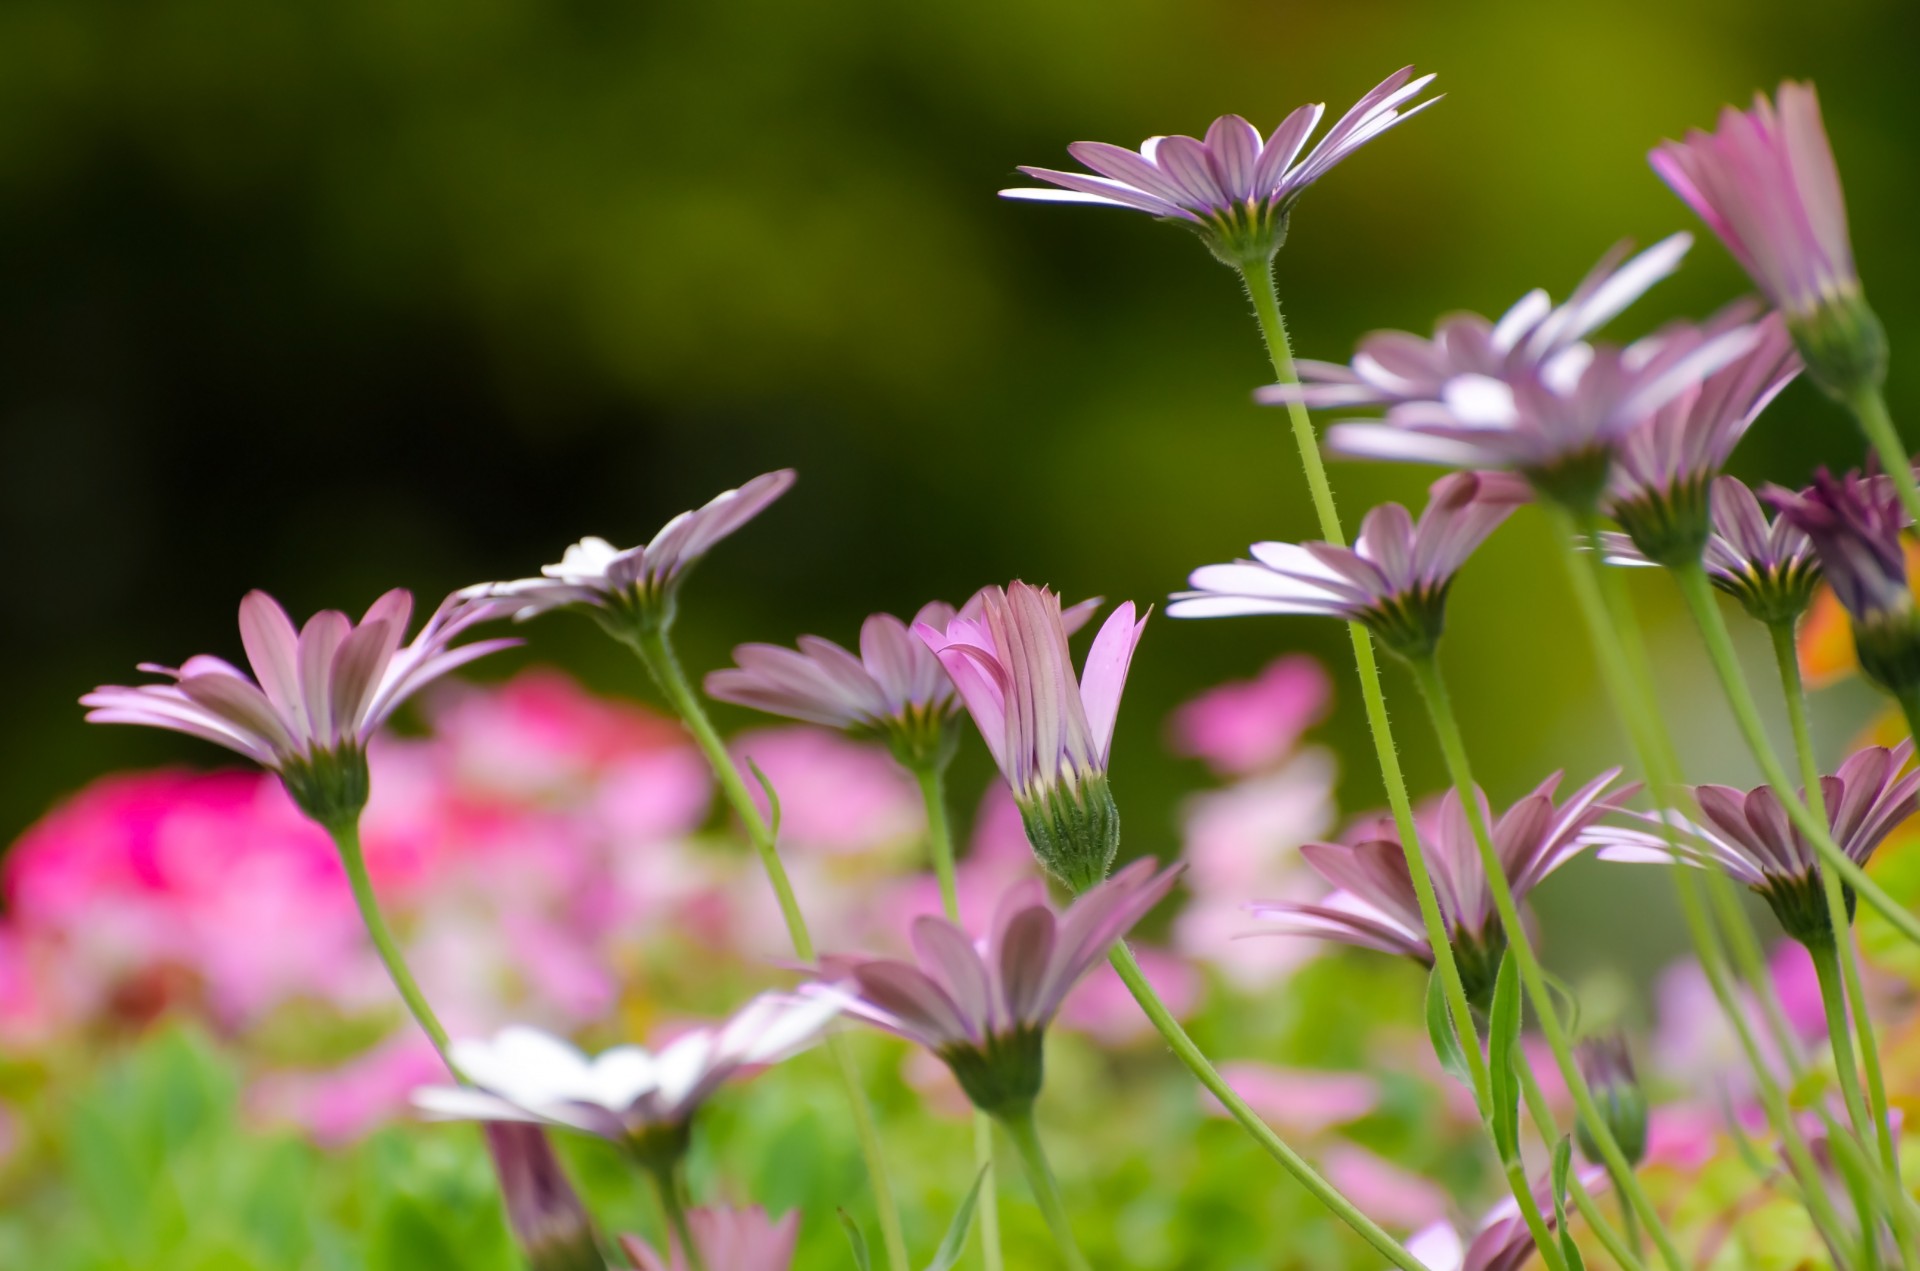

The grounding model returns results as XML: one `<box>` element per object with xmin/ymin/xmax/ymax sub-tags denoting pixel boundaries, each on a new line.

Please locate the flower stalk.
<box><xmin>329</xmin><ymin>818</ymin><xmax>453</xmax><ymax>1065</ymax></box>
<box><xmin>1848</xmin><ymin>385</ymin><xmax>1920</xmax><ymax>526</ymax></box>
<box><xmin>998</xmin><ymin>1107</ymin><xmax>1090</xmax><ymax>1271</ymax></box>
<box><xmin>625</xmin><ymin>622</ymin><xmax>910</xmax><ymax>1271</ymax></box>
<box><xmin>1406</xmin><ymin>652</ymin><xmax>1688</xmax><ymax>1271</ymax></box>
<box><xmin>910</xmin><ymin>759</ymin><xmax>1004</xmax><ymax>1271</ymax></box>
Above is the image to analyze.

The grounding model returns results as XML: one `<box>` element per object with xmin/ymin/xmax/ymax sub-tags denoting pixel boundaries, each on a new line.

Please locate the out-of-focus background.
<box><xmin>4</xmin><ymin>1</ymin><xmax>1920</xmax><ymax>1265</ymax></box>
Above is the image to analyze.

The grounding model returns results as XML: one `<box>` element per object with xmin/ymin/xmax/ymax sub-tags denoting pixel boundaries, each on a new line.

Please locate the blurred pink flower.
<box><xmin>251</xmin><ymin>1034</ymin><xmax>447</xmax><ymax>1146</ymax></box>
<box><xmin>1058</xmin><ymin>945</ymin><xmax>1201</xmax><ymax>1046</ymax></box>
<box><xmin>1320</xmin><ymin>1144</ymin><xmax>1451</xmax><ymax>1229</ymax></box>
<box><xmin>1167</xmin><ymin>655</ymin><xmax>1332</xmax><ymax>776</ymax></box>
<box><xmin>731</xmin><ymin>727</ymin><xmax>924</xmax><ymax>857</ymax></box>
<box><xmin>1206</xmin><ymin>1062</ymin><xmax>1380</xmax><ymax>1136</ymax></box>
<box><xmin>621</xmin><ymin>1207</ymin><xmax>798</xmax><ymax>1271</ymax></box>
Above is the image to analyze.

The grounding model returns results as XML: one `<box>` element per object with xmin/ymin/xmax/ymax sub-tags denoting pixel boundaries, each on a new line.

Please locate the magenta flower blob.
<box><xmin>82</xmin><ymin>589</ymin><xmax>516</xmax><ymax>826</ymax></box>
<box><xmin>917</xmin><ymin>583</ymin><xmax>1148</xmax><ymax>889</ymax></box>
<box><xmin>1001</xmin><ymin>67</ymin><xmax>1439</xmax><ymax>266</ymax></box>
<box><xmin>1251</xmin><ymin>771</ymin><xmax>1633</xmax><ymax>1004</ymax></box>
<box><xmin>1652</xmin><ymin>82</ymin><xmax>1883</xmax><ymax>394</ymax></box>
<box><xmin>1170</xmin><ymin>470</ymin><xmax>1528</xmax><ymax>659</ymax></box>
<box><xmin>814</xmin><ymin>859</ymin><xmax>1180</xmax><ymax>1114</ymax></box>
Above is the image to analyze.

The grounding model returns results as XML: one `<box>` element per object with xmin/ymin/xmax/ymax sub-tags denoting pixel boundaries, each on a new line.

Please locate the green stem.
<box><xmin>1107</xmin><ymin>943</ymin><xmax>1431</xmax><ymax>1271</ymax></box>
<box><xmin>1769</xmin><ymin>619</ymin><xmax>1903</xmax><ymax>1188</ymax></box>
<box><xmin>627</xmin><ymin>624</ymin><xmax>910</xmax><ymax>1271</ymax></box>
<box><xmin>647</xmin><ymin>1164</ymin><xmax>709</xmax><ymax>1271</ymax></box>
<box><xmin>1669</xmin><ymin>562</ymin><xmax>1920</xmax><ymax>949</ymax></box>
<box><xmin>1850</xmin><ymin>384</ymin><xmax>1920</xmax><ymax>526</ymax></box>
<box><xmin>1549</xmin><ymin>509</ymin><xmax>1853</xmax><ymax>1254</ymax></box>
<box><xmin>913</xmin><ymin>762</ymin><xmax>1003</xmax><ymax>1271</ymax></box>
<box><xmin>1515</xmin><ymin>1063</ymin><xmax>1649</xmax><ymax>1271</ymax></box>
<box><xmin>329</xmin><ymin>819</ymin><xmax>453</xmax><ymax>1065</ymax></box>
<box><xmin>998</xmin><ymin>1107</ymin><xmax>1091</xmax><ymax>1271</ymax></box>
<box><xmin>1239</xmin><ymin>256</ymin><xmax>1495</xmax><ymax>1122</ymax></box>
<box><xmin>1809</xmin><ymin>939</ymin><xmax>1882</xmax><ymax>1180</ymax></box>
<box><xmin>1406</xmin><ymin>653</ymin><xmax>1688</xmax><ymax>1271</ymax></box>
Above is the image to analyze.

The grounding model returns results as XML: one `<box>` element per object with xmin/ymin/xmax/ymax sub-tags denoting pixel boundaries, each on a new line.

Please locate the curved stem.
<box><xmin>1107</xmin><ymin>942</ymin><xmax>1430</xmax><ymax>1270</ymax></box>
<box><xmin>1407</xmin><ymin>654</ymin><xmax>1687</xmax><ymax>1271</ymax></box>
<box><xmin>1239</xmin><ymin>256</ymin><xmax>1495</xmax><ymax>1124</ymax></box>
<box><xmin>627</xmin><ymin>625</ymin><xmax>910</xmax><ymax>1271</ymax></box>
<box><xmin>1850</xmin><ymin>384</ymin><xmax>1920</xmax><ymax>525</ymax></box>
<box><xmin>998</xmin><ymin>1107</ymin><xmax>1091</xmax><ymax>1271</ymax></box>
<box><xmin>912</xmin><ymin>762</ymin><xmax>1003</xmax><ymax>1271</ymax></box>
<box><xmin>1768</xmin><ymin>619</ymin><xmax>1902</xmax><ymax>1188</ymax></box>
<box><xmin>329</xmin><ymin>819</ymin><xmax>453</xmax><ymax>1066</ymax></box>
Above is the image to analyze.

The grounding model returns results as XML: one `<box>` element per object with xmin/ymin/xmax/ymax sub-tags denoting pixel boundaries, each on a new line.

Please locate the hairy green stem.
<box><xmin>1851</xmin><ymin>384</ymin><xmax>1920</xmax><ymax>525</ymax></box>
<box><xmin>912</xmin><ymin>762</ymin><xmax>1003</xmax><ymax>1271</ymax></box>
<box><xmin>1514</xmin><ymin>1064</ymin><xmax>1649</xmax><ymax>1271</ymax></box>
<box><xmin>330</xmin><ymin>819</ymin><xmax>453</xmax><ymax>1065</ymax></box>
<box><xmin>1107</xmin><ymin>942</ymin><xmax>1431</xmax><ymax>1270</ymax></box>
<box><xmin>627</xmin><ymin>625</ymin><xmax>910</xmax><ymax>1271</ymax></box>
<box><xmin>1407</xmin><ymin>653</ymin><xmax>1687</xmax><ymax>1271</ymax></box>
<box><xmin>1768</xmin><ymin>619</ymin><xmax>1902</xmax><ymax>1188</ymax></box>
<box><xmin>999</xmin><ymin>1107</ymin><xmax>1091</xmax><ymax>1271</ymax></box>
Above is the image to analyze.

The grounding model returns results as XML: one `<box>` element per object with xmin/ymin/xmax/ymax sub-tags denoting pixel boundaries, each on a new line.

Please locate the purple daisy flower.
<box><xmin>813</xmin><ymin>859</ymin><xmax>1181</xmax><ymax>1115</ymax></box>
<box><xmin>1601</xmin><ymin>476</ymin><xmax>1822</xmax><ymax>626</ymax></box>
<box><xmin>465</xmin><ymin>470</ymin><xmax>795</xmax><ymax>632</ymax></box>
<box><xmin>1586</xmin><ymin>741</ymin><xmax>1919</xmax><ymax>947</ymax></box>
<box><xmin>1168</xmin><ymin>470</ymin><xmax>1529</xmax><ymax>660</ymax></box>
<box><xmin>1251</xmin><ymin>771</ymin><xmax>1633</xmax><ymax>1005</ymax></box>
<box><xmin>705</xmin><ymin>592</ymin><xmax>1099</xmax><ymax>767</ymax></box>
<box><xmin>1765</xmin><ymin>468</ymin><xmax>1920</xmax><ymax>694</ymax></box>
<box><xmin>82</xmin><ymin>588</ymin><xmax>516</xmax><ymax>826</ymax></box>
<box><xmin>1653</xmin><ymin>82</ymin><xmax>1883</xmax><ymax>395</ymax></box>
<box><xmin>1001</xmin><ymin>67</ymin><xmax>1439</xmax><ymax>266</ymax></box>
<box><xmin>917</xmin><ymin>583</ymin><xmax>1149</xmax><ymax>889</ymax></box>
<box><xmin>1606</xmin><ymin>308</ymin><xmax>1802</xmax><ymax>564</ymax></box>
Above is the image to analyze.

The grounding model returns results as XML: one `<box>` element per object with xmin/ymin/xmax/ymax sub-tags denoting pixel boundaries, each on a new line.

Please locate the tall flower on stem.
<box><xmin>1001</xmin><ymin>67</ymin><xmax>1438</xmax><ymax>267</ymax></box>
<box><xmin>1251</xmin><ymin>772</ymin><xmax>1633</xmax><ymax>1008</ymax></box>
<box><xmin>917</xmin><ymin>583</ymin><xmax>1148</xmax><ymax>891</ymax></box>
<box><xmin>1601</xmin><ymin>476</ymin><xmax>1822</xmax><ymax>626</ymax></box>
<box><xmin>82</xmin><ymin>588</ymin><xmax>516</xmax><ymax>1059</ymax></box>
<box><xmin>1262</xmin><ymin>236</ymin><xmax>1760</xmax><ymax>510</ymax></box>
<box><xmin>816</xmin><ymin>862</ymin><xmax>1180</xmax><ymax>1271</ymax></box>
<box><xmin>1169</xmin><ymin>470</ymin><xmax>1528</xmax><ymax>661</ymax></box>
<box><xmin>463</xmin><ymin>470</ymin><xmax>912</xmax><ymax>1271</ymax></box>
<box><xmin>1765</xmin><ymin>469</ymin><xmax>1920</xmax><ymax>711</ymax></box>
<box><xmin>1605</xmin><ymin>309</ymin><xmax>1801</xmax><ymax>565</ymax></box>
<box><xmin>1584</xmin><ymin>741</ymin><xmax>1920</xmax><ymax>950</ymax></box>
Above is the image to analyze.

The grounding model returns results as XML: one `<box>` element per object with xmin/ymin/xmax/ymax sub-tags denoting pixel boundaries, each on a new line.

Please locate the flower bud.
<box><xmin>1017</xmin><ymin>774</ymin><xmax>1122</xmax><ymax>893</ymax></box>
<box><xmin>483</xmin><ymin>1124</ymin><xmax>605</xmax><ymax>1271</ymax></box>
<box><xmin>1574</xmin><ymin>1034</ymin><xmax>1648</xmax><ymax>1168</ymax></box>
<box><xmin>1788</xmin><ymin>294</ymin><xmax>1888</xmax><ymax>404</ymax></box>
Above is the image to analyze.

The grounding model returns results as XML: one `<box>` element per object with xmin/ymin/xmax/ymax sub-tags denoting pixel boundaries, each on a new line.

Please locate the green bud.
<box><xmin>1017</xmin><ymin>775</ymin><xmax>1121</xmax><ymax>893</ymax></box>
<box><xmin>1574</xmin><ymin>1034</ymin><xmax>1648</xmax><ymax>1168</ymax></box>
<box><xmin>1788</xmin><ymin>292</ymin><xmax>1888</xmax><ymax>403</ymax></box>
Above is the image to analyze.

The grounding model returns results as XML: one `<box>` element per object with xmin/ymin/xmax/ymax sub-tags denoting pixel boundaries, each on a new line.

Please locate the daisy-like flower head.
<box><xmin>413</xmin><ymin>992</ymin><xmax>839</xmax><ymax>1169</ymax></box>
<box><xmin>1765</xmin><ymin>468</ymin><xmax>1920</xmax><ymax>696</ymax></box>
<box><xmin>1585</xmin><ymin>741</ymin><xmax>1920</xmax><ymax>948</ymax></box>
<box><xmin>482</xmin><ymin>1124</ymin><xmax>603</xmax><ymax>1271</ymax></box>
<box><xmin>813</xmin><ymin>859</ymin><xmax>1181</xmax><ymax>1116</ymax></box>
<box><xmin>1602</xmin><ymin>476</ymin><xmax>1823</xmax><ymax>626</ymax></box>
<box><xmin>1250</xmin><ymin>770</ymin><xmax>1633</xmax><ymax>1008</ymax></box>
<box><xmin>1606</xmin><ymin>308</ymin><xmax>1802</xmax><ymax>565</ymax></box>
<box><xmin>82</xmin><ymin>589</ymin><xmax>516</xmax><ymax>829</ymax></box>
<box><xmin>916</xmin><ymin>583</ymin><xmax>1149</xmax><ymax>891</ymax></box>
<box><xmin>1168</xmin><ymin>470</ymin><xmax>1529</xmax><ymax>661</ymax></box>
<box><xmin>1653</xmin><ymin>82</ymin><xmax>1885</xmax><ymax>397</ymax></box>
<box><xmin>463</xmin><ymin>470</ymin><xmax>795</xmax><ymax>637</ymax></box>
<box><xmin>706</xmin><ymin>593</ymin><xmax>1100</xmax><ymax>770</ymax></box>
<box><xmin>1574</xmin><ymin>1033</ymin><xmax>1647</xmax><ymax>1168</ymax></box>
<box><xmin>620</xmin><ymin>1208</ymin><xmax>798</xmax><ymax>1271</ymax></box>
<box><xmin>1001</xmin><ymin>67</ymin><xmax>1439</xmax><ymax>267</ymax></box>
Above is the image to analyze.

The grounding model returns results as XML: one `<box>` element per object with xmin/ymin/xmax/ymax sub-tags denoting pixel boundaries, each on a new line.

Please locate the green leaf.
<box><xmin>924</xmin><ymin>1166</ymin><xmax>989</xmax><ymax>1271</ymax></box>
<box><xmin>1424</xmin><ymin>969</ymin><xmax>1472</xmax><ymax>1088</ymax></box>
<box><xmin>1550</xmin><ymin>1137</ymin><xmax>1586</xmax><ymax>1271</ymax></box>
<box><xmin>838</xmin><ymin>1209</ymin><xmax>871</xmax><ymax>1271</ymax></box>
<box><xmin>1486</xmin><ymin>950</ymin><xmax>1523</xmax><ymax>1164</ymax></box>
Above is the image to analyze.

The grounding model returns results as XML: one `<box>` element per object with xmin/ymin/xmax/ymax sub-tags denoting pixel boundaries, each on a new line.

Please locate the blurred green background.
<box><xmin>3</xmin><ymin>0</ymin><xmax>1915</xmax><ymax>979</ymax></box>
